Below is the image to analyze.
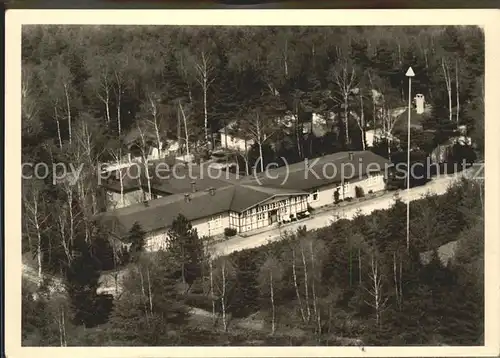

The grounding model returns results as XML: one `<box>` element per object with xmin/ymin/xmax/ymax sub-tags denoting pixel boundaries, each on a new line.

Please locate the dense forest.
<box><xmin>21</xmin><ymin>25</ymin><xmax>485</xmax><ymax>346</ymax></box>
<box><xmin>22</xmin><ymin>178</ymin><xmax>484</xmax><ymax>346</ymax></box>
<box><xmin>22</xmin><ymin>25</ymin><xmax>484</xmax><ymax>164</ymax></box>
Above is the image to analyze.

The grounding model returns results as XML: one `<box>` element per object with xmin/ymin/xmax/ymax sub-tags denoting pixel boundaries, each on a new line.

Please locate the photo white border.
<box><xmin>5</xmin><ymin>8</ymin><xmax>500</xmax><ymax>358</ymax></box>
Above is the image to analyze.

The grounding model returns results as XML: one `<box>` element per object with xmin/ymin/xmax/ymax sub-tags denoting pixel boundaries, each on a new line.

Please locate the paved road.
<box><xmin>23</xmin><ymin>166</ymin><xmax>480</xmax><ymax>295</ymax></box>
<box><xmin>213</xmin><ymin>170</ymin><xmax>473</xmax><ymax>257</ymax></box>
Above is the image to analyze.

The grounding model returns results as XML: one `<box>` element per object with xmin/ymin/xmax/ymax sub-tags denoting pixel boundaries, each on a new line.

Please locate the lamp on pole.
<box><xmin>405</xmin><ymin>66</ymin><xmax>415</xmax><ymax>251</ymax></box>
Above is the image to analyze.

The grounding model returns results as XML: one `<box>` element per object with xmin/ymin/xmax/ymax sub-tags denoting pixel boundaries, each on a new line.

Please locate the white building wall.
<box><xmin>144</xmin><ymin>212</ymin><xmax>230</xmax><ymax>252</ymax></box>
<box><xmin>308</xmin><ymin>174</ymin><xmax>386</xmax><ymax>209</ymax></box>
<box><xmin>191</xmin><ymin>212</ymin><xmax>230</xmax><ymax>238</ymax></box>
<box><xmin>238</xmin><ymin>194</ymin><xmax>309</xmax><ymax>233</ymax></box>
<box><xmin>220</xmin><ymin>133</ymin><xmax>254</xmax><ymax>152</ymax></box>
<box><xmin>107</xmin><ymin>190</ymin><xmax>144</xmax><ymax>210</ymax></box>
<box><xmin>145</xmin><ymin>227</ymin><xmax>169</xmax><ymax>252</ymax></box>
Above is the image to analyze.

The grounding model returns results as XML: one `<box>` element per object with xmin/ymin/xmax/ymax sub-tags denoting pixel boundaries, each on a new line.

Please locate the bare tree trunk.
<box><xmin>179</xmin><ymin>102</ymin><xmax>190</xmax><ymax>159</ymax></box>
<box><xmin>67</xmin><ymin>188</ymin><xmax>74</xmax><ymax>249</ymax></box>
<box><xmin>224</xmin><ymin>122</ymin><xmax>228</xmax><ymax>149</ymax></box>
<box><xmin>146</xmin><ymin>266</ymin><xmax>153</xmax><ymax>314</ymax></box>
<box><xmin>194</xmin><ymin>51</ymin><xmax>214</xmax><ymax>146</ymax></box>
<box><xmin>270</xmin><ymin>270</ymin><xmax>276</xmax><ymax>335</ymax></box>
<box><xmin>300</xmin><ymin>243</ymin><xmax>311</xmax><ymax>322</ymax></box>
<box><xmin>105</xmin><ymin>88</ymin><xmax>111</xmax><ymax>125</ymax></box>
<box><xmin>455</xmin><ymin>59</ymin><xmax>460</xmax><ymax>126</ymax></box>
<box><xmin>115</xmin><ymin>72</ymin><xmax>122</xmax><ymax>136</ymax></box>
<box><xmin>149</xmin><ymin>94</ymin><xmax>162</xmax><ymax>157</ymax></box>
<box><xmin>359</xmin><ymin>92</ymin><xmax>366</xmax><ymax>150</ymax></box>
<box><xmin>177</xmin><ymin>106</ymin><xmax>182</xmax><ymax>154</ymax></box>
<box><xmin>283</xmin><ymin>39</ymin><xmax>289</xmax><ymax>78</ymax></box>
<box><xmin>256</xmin><ymin>114</ymin><xmax>265</xmax><ymax>173</ymax></box>
<box><xmin>54</xmin><ymin>103</ymin><xmax>63</xmax><ymax>149</ymax></box>
<box><xmin>221</xmin><ymin>260</ymin><xmax>228</xmax><ymax>332</ymax></box>
<box><xmin>139</xmin><ymin>267</ymin><xmax>150</xmax><ymax>325</ymax></box>
<box><xmin>118</xmin><ymin>152</ymin><xmax>124</xmax><ymax>206</ymax></box>
<box><xmin>57</xmin><ymin>313</ymin><xmax>64</xmax><ymax>347</ymax></box>
<box><xmin>388</xmin><ymin>137</ymin><xmax>392</xmax><ymax>161</ymax></box>
<box><xmin>112</xmin><ymin>244</ymin><xmax>119</xmax><ymax>296</ymax></box>
<box><xmin>292</xmin><ymin>248</ymin><xmax>306</xmax><ymax>322</ymax></box>
<box><xmin>61</xmin><ymin>308</ymin><xmax>67</xmax><ymax>346</ymax></box>
<box><xmin>209</xmin><ymin>259</ymin><xmax>216</xmax><ymax>323</ymax></box>
<box><xmin>310</xmin><ymin>241</ymin><xmax>321</xmax><ymax>334</ymax></box>
<box><xmin>63</xmin><ymin>84</ymin><xmax>72</xmax><ymax>145</ymax></box>
<box><xmin>358</xmin><ymin>247</ymin><xmax>362</xmax><ymax>285</ymax></box>
<box><xmin>26</xmin><ymin>195</ymin><xmax>45</xmax><ymax>287</ymax></box>
<box><xmin>203</xmin><ymin>76</ymin><xmax>208</xmax><ymax>145</ymax></box>
<box><xmin>258</xmin><ymin>143</ymin><xmax>264</xmax><ymax>173</ymax></box>
<box><xmin>442</xmin><ymin>58</ymin><xmax>453</xmax><ymax>122</ymax></box>
<box><xmin>344</xmin><ymin>95</ymin><xmax>350</xmax><ymax>147</ymax></box>
<box><xmin>399</xmin><ymin>253</ymin><xmax>403</xmax><ymax>305</ymax></box>
<box><xmin>393</xmin><ymin>251</ymin><xmax>399</xmax><ymax>308</ymax></box>
<box><xmin>364</xmin><ymin>254</ymin><xmax>388</xmax><ymax>328</ymax></box>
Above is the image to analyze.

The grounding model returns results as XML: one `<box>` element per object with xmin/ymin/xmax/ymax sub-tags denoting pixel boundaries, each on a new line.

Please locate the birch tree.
<box><xmin>258</xmin><ymin>254</ymin><xmax>283</xmax><ymax>334</ymax></box>
<box><xmin>135</xmin><ymin>122</ymin><xmax>153</xmax><ymax>201</ymax></box>
<box><xmin>214</xmin><ymin>256</ymin><xmax>236</xmax><ymax>332</ymax></box>
<box><xmin>442</xmin><ymin>57</ymin><xmax>453</xmax><ymax>122</ymax></box>
<box><xmin>108</xmin><ymin>148</ymin><xmax>126</xmax><ymax>208</ymax></box>
<box><xmin>364</xmin><ymin>252</ymin><xmax>389</xmax><ymax>328</ymax></box>
<box><xmin>290</xmin><ymin>244</ymin><xmax>306</xmax><ymax>323</ymax></box>
<box><xmin>243</xmin><ymin>108</ymin><xmax>278</xmax><ymax>173</ymax></box>
<box><xmin>23</xmin><ymin>179</ymin><xmax>50</xmax><ymax>286</ymax></box>
<box><xmin>49</xmin><ymin>56</ymin><xmax>75</xmax><ymax>146</ymax></box>
<box><xmin>178</xmin><ymin>100</ymin><xmax>192</xmax><ymax>160</ymax></box>
<box><xmin>142</xmin><ymin>89</ymin><xmax>164</xmax><ymax>158</ymax></box>
<box><xmin>112</xmin><ymin>55</ymin><xmax>129</xmax><ymax>137</ymax></box>
<box><xmin>85</xmin><ymin>53</ymin><xmax>114</xmax><ymax>126</ymax></box>
<box><xmin>455</xmin><ymin>59</ymin><xmax>460</xmax><ymax>125</ymax></box>
<box><xmin>369</xmin><ymin>74</ymin><xmax>401</xmax><ymax>159</ymax></box>
<box><xmin>21</xmin><ymin>63</ymin><xmax>41</xmax><ymax>136</ymax></box>
<box><xmin>39</xmin><ymin>60</ymin><xmax>64</xmax><ymax>148</ymax></box>
<box><xmin>194</xmin><ymin>50</ymin><xmax>216</xmax><ymax>145</ymax></box>
<box><xmin>331</xmin><ymin>59</ymin><xmax>358</xmax><ymax>147</ymax></box>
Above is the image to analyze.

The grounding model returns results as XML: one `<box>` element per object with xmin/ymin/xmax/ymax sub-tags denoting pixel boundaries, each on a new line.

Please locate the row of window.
<box><xmin>243</xmin><ymin>196</ymin><xmax>306</xmax><ymax>216</ymax></box>
<box><xmin>209</xmin><ymin>214</ymin><xmax>223</xmax><ymax>229</ymax></box>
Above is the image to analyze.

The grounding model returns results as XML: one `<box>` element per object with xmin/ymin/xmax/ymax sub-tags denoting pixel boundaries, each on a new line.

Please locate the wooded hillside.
<box><xmin>21</xmin><ymin>25</ymin><xmax>485</xmax><ymax>347</ymax></box>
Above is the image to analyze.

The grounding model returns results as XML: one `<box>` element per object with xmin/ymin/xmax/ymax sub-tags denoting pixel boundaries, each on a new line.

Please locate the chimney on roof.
<box><xmin>191</xmin><ymin>180</ymin><xmax>197</xmax><ymax>193</ymax></box>
<box><xmin>415</xmin><ymin>94</ymin><xmax>425</xmax><ymax>114</ymax></box>
<box><xmin>208</xmin><ymin>187</ymin><xmax>215</xmax><ymax>196</ymax></box>
<box><xmin>184</xmin><ymin>193</ymin><xmax>191</xmax><ymax>203</ymax></box>
<box><xmin>348</xmin><ymin>152</ymin><xmax>354</xmax><ymax>161</ymax></box>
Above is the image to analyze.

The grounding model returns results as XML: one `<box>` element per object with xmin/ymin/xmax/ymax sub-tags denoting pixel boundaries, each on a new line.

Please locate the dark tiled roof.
<box><xmin>393</xmin><ymin>108</ymin><xmax>427</xmax><ymax>132</ymax></box>
<box><xmin>122</xmin><ymin>122</ymin><xmax>158</xmax><ymax>146</ymax></box>
<box><xmin>98</xmin><ymin>151</ymin><xmax>390</xmax><ymax>236</ymax></box>
<box><xmin>240</xmin><ymin>151</ymin><xmax>392</xmax><ymax>191</ymax></box>
<box><xmin>97</xmin><ymin>184</ymin><xmax>307</xmax><ymax>236</ymax></box>
<box><xmin>102</xmin><ymin>159</ymin><xmax>242</xmax><ymax>194</ymax></box>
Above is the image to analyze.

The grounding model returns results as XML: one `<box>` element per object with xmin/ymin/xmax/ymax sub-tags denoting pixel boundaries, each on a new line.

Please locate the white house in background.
<box><xmin>366</xmin><ymin>93</ymin><xmax>430</xmax><ymax>148</ymax></box>
<box><xmin>97</xmin><ymin>150</ymin><xmax>391</xmax><ymax>251</ymax></box>
<box><xmin>219</xmin><ymin>121</ymin><xmax>254</xmax><ymax>152</ymax></box>
<box><xmin>245</xmin><ymin>150</ymin><xmax>390</xmax><ymax>210</ymax></box>
<box><xmin>365</xmin><ymin>129</ymin><xmax>399</xmax><ymax>148</ymax></box>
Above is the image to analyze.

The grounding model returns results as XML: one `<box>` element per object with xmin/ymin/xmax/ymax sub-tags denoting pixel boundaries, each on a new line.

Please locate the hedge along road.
<box><xmin>212</xmin><ymin>168</ymin><xmax>479</xmax><ymax>257</ymax></box>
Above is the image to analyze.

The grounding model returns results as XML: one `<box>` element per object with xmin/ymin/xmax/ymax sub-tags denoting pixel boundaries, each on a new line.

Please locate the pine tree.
<box><xmin>109</xmin><ymin>252</ymin><xmax>189</xmax><ymax>345</ymax></box>
<box><xmin>231</xmin><ymin>251</ymin><xmax>260</xmax><ymax>318</ymax></box>
<box><xmin>64</xmin><ymin>237</ymin><xmax>102</xmax><ymax>328</ymax></box>
<box><xmin>127</xmin><ymin>222</ymin><xmax>146</xmax><ymax>262</ymax></box>
<box><xmin>168</xmin><ymin>214</ymin><xmax>203</xmax><ymax>285</ymax></box>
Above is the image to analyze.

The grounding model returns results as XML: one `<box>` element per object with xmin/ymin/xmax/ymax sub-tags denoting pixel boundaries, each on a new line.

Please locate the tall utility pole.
<box><xmin>405</xmin><ymin>67</ymin><xmax>415</xmax><ymax>251</ymax></box>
